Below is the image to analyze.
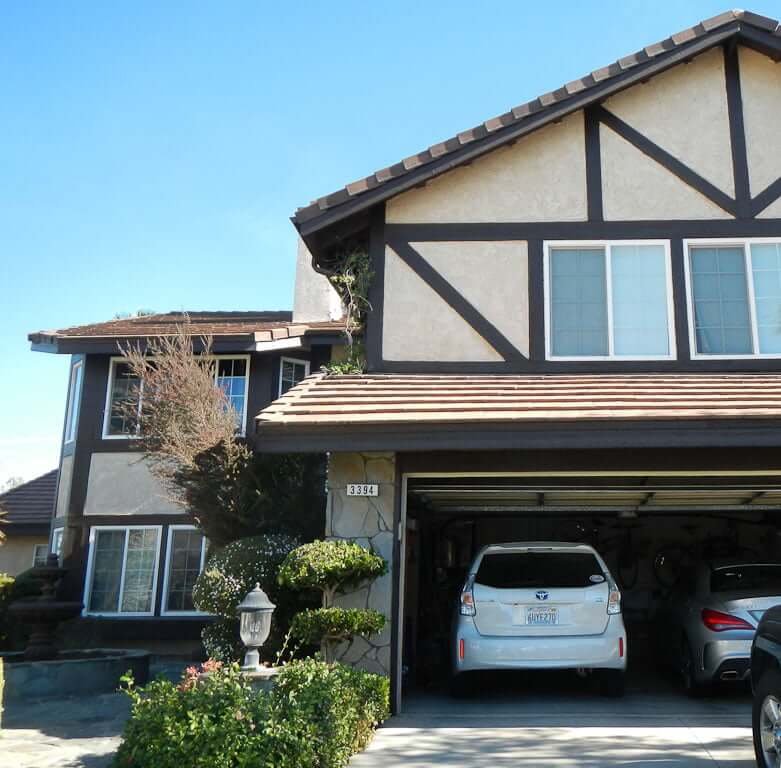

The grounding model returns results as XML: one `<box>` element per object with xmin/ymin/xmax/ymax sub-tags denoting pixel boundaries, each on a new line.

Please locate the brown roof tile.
<box><xmin>0</xmin><ymin>470</ymin><xmax>57</xmax><ymax>531</ymax></box>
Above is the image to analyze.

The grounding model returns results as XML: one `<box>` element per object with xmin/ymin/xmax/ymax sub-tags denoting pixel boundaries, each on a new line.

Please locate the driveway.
<box><xmin>350</xmin><ymin>674</ymin><xmax>755</xmax><ymax>767</ymax></box>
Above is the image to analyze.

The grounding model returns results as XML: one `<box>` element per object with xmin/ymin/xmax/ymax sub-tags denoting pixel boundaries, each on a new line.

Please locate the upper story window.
<box><xmin>545</xmin><ymin>241</ymin><xmax>675</xmax><ymax>360</ymax></box>
<box><xmin>103</xmin><ymin>355</ymin><xmax>251</xmax><ymax>438</ymax></box>
<box><xmin>686</xmin><ymin>239</ymin><xmax>781</xmax><ymax>358</ymax></box>
<box><xmin>63</xmin><ymin>360</ymin><xmax>84</xmax><ymax>443</ymax></box>
<box><xmin>279</xmin><ymin>357</ymin><xmax>310</xmax><ymax>396</ymax></box>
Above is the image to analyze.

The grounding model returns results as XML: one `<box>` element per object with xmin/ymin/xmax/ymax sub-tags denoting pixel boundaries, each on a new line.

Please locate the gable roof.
<box><xmin>0</xmin><ymin>470</ymin><xmax>57</xmax><ymax>535</ymax></box>
<box><xmin>29</xmin><ymin>311</ymin><xmax>346</xmax><ymax>354</ymax></box>
<box><xmin>293</xmin><ymin>10</ymin><xmax>781</xmax><ymax>243</ymax></box>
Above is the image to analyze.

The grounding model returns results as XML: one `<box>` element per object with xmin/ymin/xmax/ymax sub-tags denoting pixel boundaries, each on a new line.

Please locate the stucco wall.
<box><xmin>382</xmin><ymin>242</ymin><xmax>529</xmax><ymax>362</ymax></box>
<box><xmin>0</xmin><ymin>536</ymin><xmax>47</xmax><ymax>576</ymax></box>
<box><xmin>386</xmin><ymin>112</ymin><xmax>586</xmax><ymax>223</ymax></box>
<box><xmin>293</xmin><ymin>237</ymin><xmax>343</xmax><ymax>322</ymax></box>
<box><xmin>603</xmin><ymin>47</ymin><xmax>734</xmax><ymax>196</ymax></box>
<box><xmin>326</xmin><ymin>452</ymin><xmax>395</xmax><ymax>676</ymax></box>
<box><xmin>83</xmin><ymin>453</ymin><xmax>183</xmax><ymax>516</ymax></box>
<box><xmin>739</xmin><ymin>46</ymin><xmax>781</xmax><ymax>199</ymax></box>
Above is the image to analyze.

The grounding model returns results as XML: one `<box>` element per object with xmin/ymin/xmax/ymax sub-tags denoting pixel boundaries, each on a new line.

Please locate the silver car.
<box><xmin>666</xmin><ymin>560</ymin><xmax>781</xmax><ymax>693</ymax></box>
<box><xmin>452</xmin><ymin>542</ymin><xmax>627</xmax><ymax>696</ymax></box>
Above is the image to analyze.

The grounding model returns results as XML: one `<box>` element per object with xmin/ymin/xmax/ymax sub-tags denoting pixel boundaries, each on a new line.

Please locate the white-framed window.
<box><xmin>161</xmin><ymin>525</ymin><xmax>208</xmax><ymax>615</ymax></box>
<box><xmin>63</xmin><ymin>360</ymin><xmax>84</xmax><ymax>444</ymax></box>
<box><xmin>544</xmin><ymin>240</ymin><xmax>676</xmax><ymax>361</ymax></box>
<box><xmin>51</xmin><ymin>527</ymin><xmax>64</xmax><ymax>559</ymax></box>
<box><xmin>279</xmin><ymin>357</ymin><xmax>310</xmax><ymax>396</ymax></box>
<box><xmin>83</xmin><ymin>526</ymin><xmax>162</xmax><ymax>616</ymax></box>
<box><xmin>32</xmin><ymin>544</ymin><xmax>49</xmax><ymax>568</ymax></box>
<box><xmin>102</xmin><ymin>355</ymin><xmax>251</xmax><ymax>438</ymax></box>
<box><xmin>685</xmin><ymin>238</ymin><xmax>781</xmax><ymax>358</ymax></box>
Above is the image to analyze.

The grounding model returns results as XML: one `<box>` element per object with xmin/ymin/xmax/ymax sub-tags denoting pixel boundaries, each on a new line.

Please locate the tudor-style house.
<box><xmin>255</xmin><ymin>11</ymin><xmax>781</xmax><ymax>712</ymax></box>
<box><xmin>28</xmin><ymin>244</ymin><xmax>343</xmax><ymax>652</ymax></box>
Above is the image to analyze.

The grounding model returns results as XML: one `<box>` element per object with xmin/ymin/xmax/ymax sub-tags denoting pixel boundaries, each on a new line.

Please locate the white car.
<box><xmin>452</xmin><ymin>541</ymin><xmax>627</xmax><ymax>696</ymax></box>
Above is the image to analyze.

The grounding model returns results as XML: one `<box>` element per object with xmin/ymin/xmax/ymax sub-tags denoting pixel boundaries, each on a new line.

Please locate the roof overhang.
<box><xmin>292</xmin><ymin>12</ymin><xmax>781</xmax><ymax>265</ymax></box>
<box><xmin>254</xmin><ymin>373</ymin><xmax>781</xmax><ymax>453</ymax></box>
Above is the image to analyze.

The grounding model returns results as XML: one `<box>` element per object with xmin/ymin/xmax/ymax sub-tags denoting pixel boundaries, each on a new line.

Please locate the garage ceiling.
<box><xmin>407</xmin><ymin>476</ymin><xmax>781</xmax><ymax>514</ymax></box>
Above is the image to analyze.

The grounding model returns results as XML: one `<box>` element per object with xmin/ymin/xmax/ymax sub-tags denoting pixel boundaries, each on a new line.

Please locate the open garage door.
<box><xmin>398</xmin><ymin>473</ymin><xmax>781</xmax><ymax>706</ymax></box>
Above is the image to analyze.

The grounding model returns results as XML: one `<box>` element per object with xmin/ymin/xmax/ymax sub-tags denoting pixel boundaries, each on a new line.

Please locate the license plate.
<box><xmin>526</xmin><ymin>607</ymin><xmax>558</xmax><ymax>626</ymax></box>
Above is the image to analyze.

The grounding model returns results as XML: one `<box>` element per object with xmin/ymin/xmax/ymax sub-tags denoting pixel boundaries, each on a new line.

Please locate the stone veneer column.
<box><xmin>326</xmin><ymin>452</ymin><xmax>396</xmax><ymax>677</ymax></box>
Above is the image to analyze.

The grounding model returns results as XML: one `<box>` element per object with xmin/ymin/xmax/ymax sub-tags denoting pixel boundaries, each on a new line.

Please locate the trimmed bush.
<box><xmin>111</xmin><ymin>659</ymin><xmax>389</xmax><ymax>768</ymax></box>
<box><xmin>192</xmin><ymin>534</ymin><xmax>307</xmax><ymax>660</ymax></box>
<box><xmin>278</xmin><ymin>540</ymin><xmax>387</xmax><ymax>604</ymax></box>
<box><xmin>290</xmin><ymin>608</ymin><xmax>385</xmax><ymax>647</ymax></box>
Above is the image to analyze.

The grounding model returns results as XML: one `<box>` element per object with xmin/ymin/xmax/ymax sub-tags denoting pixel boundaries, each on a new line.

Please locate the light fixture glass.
<box><xmin>236</xmin><ymin>583</ymin><xmax>275</xmax><ymax>671</ymax></box>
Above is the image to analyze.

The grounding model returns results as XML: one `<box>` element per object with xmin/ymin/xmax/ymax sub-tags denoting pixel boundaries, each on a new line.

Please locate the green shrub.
<box><xmin>278</xmin><ymin>540</ymin><xmax>387</xmax><ymax>603</ymax></box>
<box><xmin>0</xmin><ymin>571</ymin><xmax>41</xmax><ymax>649</ymax></box>
<box><xmin>290</xmin><ymin>608</ymin><xmax>385</xmax><ymax>647</ymax></box>
<box><xmin>112</xmin><ymin>659</ymin><xmax>389</xmax><ymax>768</ymax></box>
<box><xmin>193</xmin><ymin>534</ymin><xmax>309</xmax><ymax>660</ymax></box>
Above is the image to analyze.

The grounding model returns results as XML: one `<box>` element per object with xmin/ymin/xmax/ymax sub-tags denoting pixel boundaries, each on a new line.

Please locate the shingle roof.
<box><xmin>0</xmin><ymin>470</ymin><xmax>57</xmax><ymax>533</ymax></box>
<box><xmin>29</xmin><ymin>311</ymin><xmax>346</xmax><ymax>349</ymax></box>
<box><xmin>292</xmin><ymin>9</ymin><xmax>781</xmax><ymax>237</ymax></box>
<box><xmin>258</xmin><ymin>372</ymin><xmax>781</xmax><ymax>426</ymax></box>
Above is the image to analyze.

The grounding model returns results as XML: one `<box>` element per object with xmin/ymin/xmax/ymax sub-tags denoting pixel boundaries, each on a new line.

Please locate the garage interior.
<box><xmin>400</xmin><ymin>473</ymin><xmax>781</xmax><ymax>696</ymax></box>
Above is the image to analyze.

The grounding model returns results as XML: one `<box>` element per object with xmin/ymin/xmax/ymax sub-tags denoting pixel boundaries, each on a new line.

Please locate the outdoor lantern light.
<box><xmin>237</xmin><ymin>583</ymin><xmax>275</xmax><ymax>671</ymax></box>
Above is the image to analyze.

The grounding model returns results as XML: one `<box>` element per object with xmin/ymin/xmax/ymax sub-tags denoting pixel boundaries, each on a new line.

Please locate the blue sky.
<box><xmin>1</xmin><ymin>1</ymin><xmax>779</xmax><ymax>485</ymax></box>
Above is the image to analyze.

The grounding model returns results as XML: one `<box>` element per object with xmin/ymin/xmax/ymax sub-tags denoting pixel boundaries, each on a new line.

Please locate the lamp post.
<box><xmin>237</xmin><ymin>583</ymin><xmax>275</xmax><ymax>672</ymax></box>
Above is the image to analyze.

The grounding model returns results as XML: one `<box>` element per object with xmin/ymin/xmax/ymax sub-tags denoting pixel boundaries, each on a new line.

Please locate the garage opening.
<box><xmin>399</xmin><ymin>473</ymin><xmax>781</xmax><ymax>704</ymax></box>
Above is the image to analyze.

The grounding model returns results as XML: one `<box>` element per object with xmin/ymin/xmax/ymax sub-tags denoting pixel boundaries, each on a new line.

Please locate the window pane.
<box><xmin>550</xmin><ymin>248</ymin><xmax>608</xmax><ymax>356</ymax></box>
<box><xmin>88</xmin><ymin>530</ymin><xmax>125</xmax><ymax>612</ymax></box>
<box><xmin>165</xmin><ymin>529</ymin><xmax>205</xmax><ymax>612</ymax></box>
<box><xmin>280</xmin><ymin>360</ymin><xmax>308</xmax><ymax>395</ymax></box>
<box><xmin>33</xmin><ymin>545</ymin><xmax>49</xmax><ymax>568</ymax></box>
<box><xmin>216</xmin><ymin>358</ymin><xmax>248</xmax><ymax>430</ymax></box>
<box><xmin>751</xmin><ymin>243</ymin><xmax>781</xmax><ymax>354</ymax></box>
<box><xmin>120</xmin><ymin>529</ymin><xmax>159</xmax><ymax>613</ymax></box>
<box><xmin>65</xmin><ymin>363</ymin><xmax>83</xmax><ymax>442</ymax></box>
<box><xmin>107</xmin><ymin>363</ymin><xmax>141</xmax><ymax>436</ymax></box>
<box><xmin>690</xmin><ymin>247</ymin><xmax>752</xmax><ymax>354</ymax></box>
<box><xmin>611</xmin><ymin>245</ymin><xmax>670</xmax><ymax>356</ymax></box>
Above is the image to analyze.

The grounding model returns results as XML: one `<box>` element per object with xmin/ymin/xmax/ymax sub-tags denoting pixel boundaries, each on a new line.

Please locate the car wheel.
<box><xmin>680</xmin><ymin>638</ymin><xmax>706</xmax><ymax>697</ymax></box>
<box><xmin>753</xmin><ymin>669</ymin><xmax>781</xmax><ymax>768</ymax></box>
<box><xmin>599</xmin><ymin>669</ymin><xmax>626</xmax><ymax>698</ymax></box>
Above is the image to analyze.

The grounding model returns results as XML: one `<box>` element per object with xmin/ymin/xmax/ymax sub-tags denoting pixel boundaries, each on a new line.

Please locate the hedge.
<box><xmin>111</xmin><ymin>658</ymin><xmax>389</xmax><ymax>768</ymax></box>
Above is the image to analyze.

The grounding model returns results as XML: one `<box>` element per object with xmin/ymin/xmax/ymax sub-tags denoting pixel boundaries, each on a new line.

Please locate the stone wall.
<box><xmin>326</xmin><ymin>452</ymin><xmax>396</xmax><ymax>677</ymax></box>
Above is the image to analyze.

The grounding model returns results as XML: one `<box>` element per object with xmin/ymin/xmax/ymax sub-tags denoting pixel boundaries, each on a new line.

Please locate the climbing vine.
<box><xmin>325</xmin><ymin>245</ymin><xmax>373</xmax><ymax>373</ymax></box>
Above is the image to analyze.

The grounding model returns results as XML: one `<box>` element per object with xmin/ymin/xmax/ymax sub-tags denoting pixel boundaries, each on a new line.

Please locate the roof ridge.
<box><xmin>293</xmin><ymin>9</ymin><xmax>780</xmax><ymax>230</ymax></box>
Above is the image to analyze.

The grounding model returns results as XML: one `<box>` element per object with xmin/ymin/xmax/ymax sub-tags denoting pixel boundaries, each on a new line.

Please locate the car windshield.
<box><xmin>475</xmin><ymin>551</ymin><xmax>603</xmax><ymax>589</ymax></box>
<box><xmin>711</xmin><ymin>565</ymin><xmax>781</xmax><ymax>593</ymax></box>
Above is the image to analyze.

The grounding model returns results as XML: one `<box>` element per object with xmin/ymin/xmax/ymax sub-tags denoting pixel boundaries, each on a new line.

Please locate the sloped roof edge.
<box><xmin>293</xmin><ymin>10</ymin><xmax>781</xmax><ymax>240</ymax></box>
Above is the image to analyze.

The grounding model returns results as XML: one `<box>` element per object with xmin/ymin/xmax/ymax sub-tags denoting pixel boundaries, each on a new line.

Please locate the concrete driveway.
<box><xmin>350</xmin><ymin>673</ymin><xmax>756</xmax><ymax>767</ymax></box>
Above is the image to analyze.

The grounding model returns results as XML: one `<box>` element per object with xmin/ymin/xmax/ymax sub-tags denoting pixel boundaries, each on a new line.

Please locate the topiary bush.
<box><xmin>112</xmin><ymin>659</ymin><xmax>389</xmax><ymax>768</ymax></box>
<box><xmin>290</xmin><ymin>608</ymin><xmax>385</xmax><ymax>648</ymax></box>
<box><xmin>278</xmin><ymin>540</ymin><xmax>388</xmax><ymax>663</ymax></box>
<box><xmin>192</xmin><ymin>534</ymin><xmax>308</xmax><ymax>661</ymax></box>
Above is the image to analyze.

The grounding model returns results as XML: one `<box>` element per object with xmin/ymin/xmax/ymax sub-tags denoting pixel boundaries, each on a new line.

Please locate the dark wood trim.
<box><xmin>297</xmin><ymin>24</ymin><xmax>746</xmax><ymax>239</ymax></box>
<box><xmin>669</xmin><ymin>238</ymin><xmax>691</xmax><ymax>361</ymax></box>
<box><xmin>389</xmin><ymin>240</ymin><xmax>524</xmax><ymax>363</ymax></box>
<box><xmin>527</xmin><ymin>239</ymin><xmax>545</xmax><ymax>361</ymax></box>
<box><xmin>584</xmin><ymin>107</ymin><xmax>603</xmax><ymax>222</ymax></box>
<box><xmin>385</xmin><ymin>220</ymin><xmax>781</xmax><ymax>241</ymax></box>
<box><xmin>366</xmin><ymin>205</ymin><xmax>386</xmax><ymax>372</ymax></box>
<box><xmin>724</xmin><ymin>41</ymin><xmax>752</xmax><ymax>218</ymax></box>
<box><xmin>256</xmin><ymin>419</ymin><xmax>781</xmax><ymax>454</ymax></box>
<box><xmin>595</xmin><ymin>106</ymin><xmax>737</xmax><ymax>216</ymax></box>
<box><xmin>751</xmin><ymin>178</ymin><xmax>781</xmax><ymax>218</ymax></box>
<box><xmin>389</xmin><ymin>463</ymin><xmax>402</xmax><ymax>714</ymax></box>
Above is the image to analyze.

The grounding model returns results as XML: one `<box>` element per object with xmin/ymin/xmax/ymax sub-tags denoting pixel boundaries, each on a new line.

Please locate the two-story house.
<box><xmin>28</xmin><ymin>243</ymin><xmax>343</xmax><ymax>653</ymax></box>
<box><xmin>255</xmin><ymin>10</ymin><xmax>781</xmax><ymax>711</ymax></box>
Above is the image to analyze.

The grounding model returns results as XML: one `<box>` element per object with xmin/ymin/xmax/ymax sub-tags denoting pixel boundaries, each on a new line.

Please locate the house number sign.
<box><xmin>346</xmin><ymin>484</ymin><xmax>379</xmax><ymax>497</ymax></box>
